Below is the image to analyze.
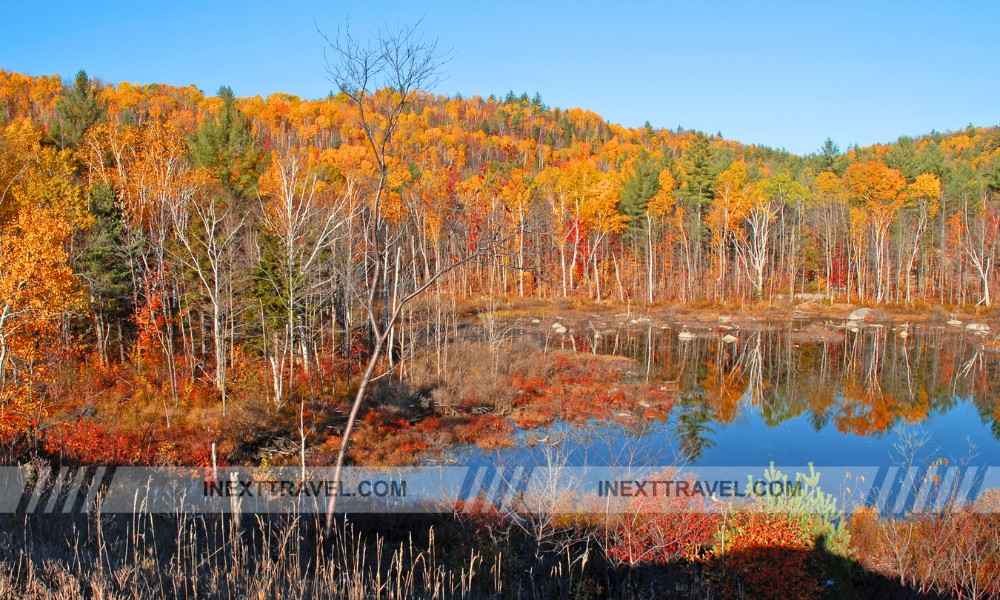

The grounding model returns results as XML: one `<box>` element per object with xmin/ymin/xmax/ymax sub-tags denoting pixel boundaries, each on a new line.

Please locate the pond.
<box><xmin>456</xmin><ymin>319</ymin><xmax>1000</xmax><ymax>471</ymax></box>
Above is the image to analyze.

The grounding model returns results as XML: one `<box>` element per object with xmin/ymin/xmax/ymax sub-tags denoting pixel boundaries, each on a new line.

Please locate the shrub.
<box><xmin>710</xmin><ymin>511</ymin><xmax>821</xmax><ymax>599</ymax></box>
<box><xmin>603</xmin><ymin>475</ymin><xmax>721</xmax><ymax>567</ymax></box>
<box><xmin>43</xmin><ymin>418</ymin><xmax>149</xmax><ymax>465</ymax></box>
<box><xmin>848</xmin><ymin>505</ymin><xmax>1000</xmax><ymax>599</ymax></box>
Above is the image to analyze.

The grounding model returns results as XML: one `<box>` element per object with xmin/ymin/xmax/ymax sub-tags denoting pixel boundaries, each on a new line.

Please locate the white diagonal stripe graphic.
<box><xmin>870</xmin><ymin>467</ymin><xmax>895</xmax><ymax>514</ymax></box>
<box><xmin>24</xmin><ymin>467</ymin><xmax>51</xmax><ymax>513</ymax></box>
<box><xmin>80</xmin><ymin>466</ymin><xmax>107</xmax><ymax>512</ymax></box>
<box><xmin>61</xmin><ymin>467</ymin><xmax>88</xmax><ymax>513</ymax></box>
<box><xmin>912</xmin><ymin>465</ymin><xmax>940</xmax><ymax>513</ymax></box>
<box><xmin>44</xmin><ymin>468</ymin><xmax>70</xmax><ymax>513</ymax></box>
<box><xmin>463</xmin><ymin>467</ymin><xmax>486</xmax><ymax>513</ymax></box>
<box><xmin>890</xmin><ymin>467</ymin><xmax>920</xmax><ymax>515</ymax></box>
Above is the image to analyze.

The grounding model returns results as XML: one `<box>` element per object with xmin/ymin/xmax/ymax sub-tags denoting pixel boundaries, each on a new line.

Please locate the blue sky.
<box><xmin>2</xmin><ymin>1</ymin><xmax>998</xmax><ymax>154</ymax></box>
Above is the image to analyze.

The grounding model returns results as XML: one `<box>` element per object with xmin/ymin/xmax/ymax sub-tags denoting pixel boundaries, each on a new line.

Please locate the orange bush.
<box><xmin>710</xmin><ymin>512</ymin><xmax>821</xmax><ymax>600</ymax></box>
<box><xmin>43</xmin><ymin>418</ymin><xmax>149</xmax><ymax>465</ymax></box>
<box><xmin>605</xmin><ymin>488</ymin><xmax>721</xmax><ymax>567</ymax></box>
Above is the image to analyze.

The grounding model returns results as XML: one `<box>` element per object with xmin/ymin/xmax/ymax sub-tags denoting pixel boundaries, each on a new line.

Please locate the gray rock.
<box><xmin>848</xmin><ymin>308</ymin><xmax>873</xmax><ymax>321</ymax></box>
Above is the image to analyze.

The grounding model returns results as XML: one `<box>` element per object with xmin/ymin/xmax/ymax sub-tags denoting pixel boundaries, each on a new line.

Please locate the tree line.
<box><xmin>1</xmin><ymin>65</ymin><xmax>999</xmax><ymax>459</ymax></box>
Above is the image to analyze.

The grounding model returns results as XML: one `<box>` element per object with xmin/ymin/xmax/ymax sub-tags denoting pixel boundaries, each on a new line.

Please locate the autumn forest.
<box><xmin>3</xmin><ymin>47</ymin><xmax>1000</xmax><ymax>596</ymax></box>
<box><xmin>3</xmin><ymin>64</ymin><xmax>999</xmax><ymax>446</ymax></box>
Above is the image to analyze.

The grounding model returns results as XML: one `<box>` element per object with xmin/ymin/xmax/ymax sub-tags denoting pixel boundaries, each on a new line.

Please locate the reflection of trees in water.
<box><xmin>584</xmin><ymin>324</ymin><xmax>1000</xmax><ymax>444</ymax></box>
<box><xmin>673</xmin><ymin>392</ymin><xmax>716</xmax><ymax>462</ymax></box>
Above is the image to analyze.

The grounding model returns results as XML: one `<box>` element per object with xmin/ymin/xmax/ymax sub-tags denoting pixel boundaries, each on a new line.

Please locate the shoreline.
<box><xmin>466</xmin><ymin>297</ymin><xmax>999</xmax><ymax>340</ymax></box>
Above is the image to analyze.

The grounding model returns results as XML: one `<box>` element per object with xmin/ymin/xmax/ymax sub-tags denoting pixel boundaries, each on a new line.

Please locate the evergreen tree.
<box><xmin>816</xmin><ymin>137</ymin><xmax>841</xmax><ymax>173</ymax></box>
<box><xmin>620</xmin><ymin>150</ymin><xmax>662</xmax><ymax>220</ymax></box>
<box><xmin>885</xmin><ymin>136</ymin><xmax>918</xmax><ymax>181</ymax></box>
<box><xmin>75</xmin><ymin>182</ymin><xmax>137</xmax><ymax>363</ymax></box>
<box><xmin>50</xmin><ymin>70</ymin><xmax>106</xmax><ymax>150</ymax></box>
<box><xmin>914</xmin><ymin>141</ymin><xmax>947</xmax><ymax>178</ymax></box>
<box><xmin>679</xmin><ymin>132</ymin><xmax>717</xmax><ymax>209</ymax></box>
<box><xmin>190</xmin><ymin>86</ymin><xmax>268</xmax><ymax>201</ymax></box>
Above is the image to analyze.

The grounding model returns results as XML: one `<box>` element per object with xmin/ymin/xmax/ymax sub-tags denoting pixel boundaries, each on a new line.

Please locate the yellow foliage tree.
<box><xmin>899</xmin><ymin>173</ymin><xmax>941</xmax><ymax>303</ymax></box>
<box><xmin>646</xmin><ymin>168</ymin><xmax>686</xmax><ymax>301</ymax></box>
<box><xmin>709</xmin><ymin>161</ymin><xmax>756</xmax><ymax>296</ymax></box>
<box><xmin>845</xmin><ymin>160</ymin><xmax>907</xmax><ymax>302</ymax></box>
<box><xmin>813</xmin><ymin>171</ymin><xmax>848</xmax><ymax>300</ymax></box>
<box><xmin>0</xmin><ymin>124</ymin><xmax>84</xmax><ymax>453</ymax></box>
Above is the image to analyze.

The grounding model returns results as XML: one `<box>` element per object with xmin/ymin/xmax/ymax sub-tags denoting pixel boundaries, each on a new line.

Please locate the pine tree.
<box><xmin>50</xmin><ymin>70</ymin><xmax>106</xmax><ymax>150</ymax></box>
<box><xmin>680</xmin><ymin>132</ymin><xmax>717</xmax><ymax>209</ymax></box>
<box><xmin>75</xmin><ymin>182</ymin><xmax>136</xmax><ymax>364</ymax></box>
<box><xmin>620</xmin><ymin>150</ymin><xmax>663</xmax><ymax>220</ymax></box>
<box><xmin>190</xmin><ymin>86</ymin><xmax>268</xmax><ymax>201</ymax></box>
<box><xmin>816</xmin><ymin>137</ymin><xmax>841</xmax><ymax>173</ymax></box>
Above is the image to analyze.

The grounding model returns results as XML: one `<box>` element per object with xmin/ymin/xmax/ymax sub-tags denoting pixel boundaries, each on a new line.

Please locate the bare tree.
<box><xmin>319</xmin><ymin>22</ymin><xmax>494</xmax><ymax>524</ymax></box>
<box><xmin>257</xmin><ymin>142</ymin><xmax>353</xmax><ymax>410</ymax></box>
<box><xmin>738</xmin><ymin>199</ymin><xmax>779</xmax><ymax>300</ymax></box>
<box><xmin>169</xmin><ymin>184</ymin><xmax>247</xmax><ymax>414</ymax></box>
<box><xmin>959</xmin><ymin>191</ymin><xmax>998</xmax><ymax>307</ymax></box>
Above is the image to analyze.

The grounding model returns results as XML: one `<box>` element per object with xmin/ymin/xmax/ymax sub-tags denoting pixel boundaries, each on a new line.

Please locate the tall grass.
<box><xmin>4</xmin><ymin>486</ymin><xmax>1000</xmax><ymax>598</ymax></box>
<box><xmin>0</xmin><ymin>510</ymin><xmax>504</xmax><ymax>600</ymax></box>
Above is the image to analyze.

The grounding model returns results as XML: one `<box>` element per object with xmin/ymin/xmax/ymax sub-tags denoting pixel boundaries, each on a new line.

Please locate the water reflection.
<box><xmin>545</xmin><ymin>321</ymin><xmax>1000</xmax><ymax>464</ymax></box>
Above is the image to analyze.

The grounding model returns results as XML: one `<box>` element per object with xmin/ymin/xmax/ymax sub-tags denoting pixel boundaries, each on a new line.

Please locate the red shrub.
<box><xmin>44</xmin><ymin>419</ymin><xmax>148</xmax><ymax>465</ymax></box>
<box><xmin>605</xmin><ymin>489</ymin><xmax>721</xmax><ymax>567</ymax></box>
<box><xmin>711</xmin><ymin>512</ymin><xmax>821</xmax><ymax>599</ymax></box>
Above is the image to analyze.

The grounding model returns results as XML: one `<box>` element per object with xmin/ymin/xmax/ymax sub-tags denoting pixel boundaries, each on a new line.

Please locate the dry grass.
<box><xmin>408</xmin><ymin>340</ymin><xmax>548</xmax><ymax>418</ymax></box>
<box><xmin>3</xmin><ymin>489</ymin><xmax>997</xmax><ymax>599</ymax></box>
<box><xmin>0</xmin><ymin>512</ymin><xmax>500</xmax><ymax>600</ymax></box>
<box><xmin>849</xmin><ymin>503</ymin><xmax>1000</xmax><ymax>599</ymax></box>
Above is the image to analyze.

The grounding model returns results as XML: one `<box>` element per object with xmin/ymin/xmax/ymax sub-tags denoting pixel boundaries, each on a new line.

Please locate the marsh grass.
<box><xmin>0</xmin><ymin>510</ymin><xmax>506</xmax><ymax>600</ymax></box>
<box><xmin>4</xmin><ymin>499</ymin><xmax>999</xmax><ymax>599</ymax></box>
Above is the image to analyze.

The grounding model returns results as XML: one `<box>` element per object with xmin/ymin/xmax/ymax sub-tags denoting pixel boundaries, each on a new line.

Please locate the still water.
<box><xmin>462</xmin><ymin>320</ymin><xmax>1000</xmax><ymax>469</ymax></box>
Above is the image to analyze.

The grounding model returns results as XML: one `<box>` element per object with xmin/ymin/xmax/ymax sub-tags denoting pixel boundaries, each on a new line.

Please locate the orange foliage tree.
<box><xmin>0</xmin><ymin>121</ymin><xmax>85</xmax><ymax>460</ymax></box>
<box><xmin>845</xmin><ymin>160</ymin><xmax>907</xmax><ymax>302</ymax></box>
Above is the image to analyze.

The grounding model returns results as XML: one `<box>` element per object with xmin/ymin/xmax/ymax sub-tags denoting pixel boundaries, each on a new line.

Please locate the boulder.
<box><xmin>848</xmin><ymin>308</ymin><xmax>873</xmax><ymax>321</ymax></box>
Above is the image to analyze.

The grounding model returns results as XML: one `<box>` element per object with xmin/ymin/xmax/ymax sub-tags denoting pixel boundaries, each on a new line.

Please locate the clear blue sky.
<box><xmin>3</xmin><ymin>1</ymin><xmax>998</xmax><ymax>155</ymax></box>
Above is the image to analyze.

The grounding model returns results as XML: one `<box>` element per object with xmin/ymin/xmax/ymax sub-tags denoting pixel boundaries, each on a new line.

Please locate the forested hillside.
<box><xmin>1</xmin><ymin>68</ymin><xmax>999</xmax><ymax>464</ymax></box>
